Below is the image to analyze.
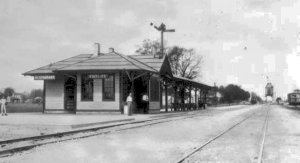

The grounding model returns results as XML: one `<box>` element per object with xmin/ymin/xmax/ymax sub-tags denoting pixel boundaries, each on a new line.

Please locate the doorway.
<box><xmin>134</xmin><ymin>77</ymin><xmax>149</xmax><ymax>113</ymax></box>
<box><xmin>64</xmin><ymin>76</ymin><xmax>76</xmax><ymax>112</ymax></box>
<box><xmin>122</xmin><ymin>72</ymin><xmax>149</xmax><ymax>114</ymax></box>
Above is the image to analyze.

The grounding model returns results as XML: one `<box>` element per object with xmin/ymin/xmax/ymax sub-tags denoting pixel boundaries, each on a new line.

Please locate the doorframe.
<box><xmin>64</xmin><ymin>75</ymin><xmax>77</xmax><ymax>113</ymax></box>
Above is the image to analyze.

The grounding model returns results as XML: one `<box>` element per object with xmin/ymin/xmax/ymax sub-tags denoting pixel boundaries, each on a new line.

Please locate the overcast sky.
<box><xmin>1</xmin><ymin>0</ymin><xmax>300</xmax><ymax>98</ymax></box>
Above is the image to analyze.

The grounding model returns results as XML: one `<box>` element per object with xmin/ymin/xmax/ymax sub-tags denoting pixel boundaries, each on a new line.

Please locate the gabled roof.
<box><xmin>56</xmin><ymin>52</ymin><xmax>157</xmax><ymax>73</ymax></box>
<box><xmin>129</xmin><ymin>55</ymin><xmax>164</xmax><ymax>72</ymax></box>
<box><xmin>23</xmin><ymin>54</ymin><xmax>93</xmax><ymax>75</ymax></box>
<box><xmin>130</xmin><ymin>55</ymin><xmax>173</xmax><ymax>77</ymax></box>
<box><xmin>23</xmin><ymin>51</ymin><xmax>173</xmax><ymax>79</ymax></box>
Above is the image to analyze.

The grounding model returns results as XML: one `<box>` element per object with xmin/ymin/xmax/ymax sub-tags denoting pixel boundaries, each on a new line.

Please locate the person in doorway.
<box><xmin>126</xmin><ymin>93</ymin><xmax>133</xmax><ymax>116</ymax></box>
<box><xmin>142</xmin><ymin>93</ymin><xmax>149</xmax><ymax>113</ymax></box>
<box><xmin>1</xmin><ymin>96</ymin><xmax>7</xmax><ymax>116</ymax></box>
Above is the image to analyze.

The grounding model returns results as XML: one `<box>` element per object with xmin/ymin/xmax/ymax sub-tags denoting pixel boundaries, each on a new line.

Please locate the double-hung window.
<box><xmin>103</xmin><ymin>74</ymin><xmax>115</xmax><ymax>101</ymax></box>
<box><xmin>81</xmin><ymin>74</ymin><xmax>93</xmax><ymax>101</ymax></box>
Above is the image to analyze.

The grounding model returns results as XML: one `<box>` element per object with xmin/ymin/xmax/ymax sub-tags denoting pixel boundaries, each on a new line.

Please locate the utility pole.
<box><xmin>150</xmin><ymin>22</ymin><xmax>175</xmax><ymax>58</ymax></box>
<box><xmin>150</xmin><ymin>22</ymin><xmax>175</xmax><ymax>111</ymax></box>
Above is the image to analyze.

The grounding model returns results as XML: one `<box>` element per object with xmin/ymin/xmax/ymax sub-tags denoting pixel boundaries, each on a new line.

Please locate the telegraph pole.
<box><xmin>150</xmin><ymin>22</ymin><xmax>175</xmax><ymax>111</ymax></box>
<box><xmin>150</xmin><ymin>22</ymin><xmax>175</xmax><ymax>58</ymax></box>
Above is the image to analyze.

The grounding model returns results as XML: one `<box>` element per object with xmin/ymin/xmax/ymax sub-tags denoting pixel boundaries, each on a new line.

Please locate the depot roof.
<box><xmin>23</xmin><ymin>50</ymin><xmax>211</xmax><ymax>90</ymax></box>
<box><xmin>23</xmin><ymin>54</ymin><xmax>94</xmax><ymax>75</ymax></box>
<box><xmin>23</xmin><ymin>51</ymin><xmax>167</xmax><ymax>76</ymax></box>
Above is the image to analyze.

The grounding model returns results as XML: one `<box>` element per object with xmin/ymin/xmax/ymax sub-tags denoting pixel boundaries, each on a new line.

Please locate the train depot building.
<box><xmin>23</xmin><ymin>48</ymin><xmax>212</xmax><ymax>114</ymax></box>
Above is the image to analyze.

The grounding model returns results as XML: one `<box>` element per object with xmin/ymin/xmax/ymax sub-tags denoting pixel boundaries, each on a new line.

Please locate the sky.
<box><xmin>1</xmin><ymin>0</ymin><xmax>300</xmax><ymax>98</ymax></box>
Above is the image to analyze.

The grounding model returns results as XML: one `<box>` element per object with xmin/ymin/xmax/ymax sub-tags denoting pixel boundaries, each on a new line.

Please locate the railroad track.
<box><xmin>174</xmin><ymin>105</ymin><xmax>271</xmax><ymax>163</ymax></box>
<box><xmin>256</xmin><ymin>104</ymin><xmax>271</xmax><ymax>163</ymax></box>
<box><xmin>0</xmin><ymin>110</ymin><xmax>211</xmax><ymax>158</ymax></box>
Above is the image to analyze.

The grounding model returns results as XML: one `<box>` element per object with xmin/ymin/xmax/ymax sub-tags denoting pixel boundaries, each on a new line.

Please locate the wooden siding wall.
<box><xmin>45</xmin><ymin>75</ymin><xmax>64</xmax><ymax>110</ymax></box>
<box><xmin>149</xmin><ymin>102</ymin><xmax>160</xmax><ymax>113</ymax></box>
<box><xmin>76</xmin><ymin>72</ymin><xmax>120</xmax><ymax>111</ymax></box>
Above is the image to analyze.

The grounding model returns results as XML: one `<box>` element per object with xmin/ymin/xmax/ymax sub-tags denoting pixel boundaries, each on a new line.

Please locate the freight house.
<box><xmin>23</xmin><ymin>48</ymin><xmax>212</xmax><ymax>114</ymax></box>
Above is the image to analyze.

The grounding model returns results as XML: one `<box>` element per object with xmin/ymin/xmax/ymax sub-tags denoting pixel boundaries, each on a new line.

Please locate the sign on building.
<box><xmin>34</xmin><ymin>75</ymin><xmax>56</xmax><ymax>80</ymax></box>
<box><xmin>88</xmin><ymin>74</ymin><xmax>108</xmax><ymax>79</ymax></box>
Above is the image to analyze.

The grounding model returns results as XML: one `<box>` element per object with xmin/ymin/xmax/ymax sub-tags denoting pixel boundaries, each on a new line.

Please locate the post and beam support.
<box><xmin>174</xmin><ymin>85</ymin><xmax>177</xmax><ymax>111</ymax></box>
<box><xmin>189</xmin><ymin>86</ymin><xmax>192</xmax><ymax>110</ymax></box>
<box><xmin>195</xmin><ymin>88</ymin><xmax>198</xmax><ymax>110</ymax></box>
<box><xmin>165</xmin><ymin>81</ymin><xmax>168</xmax><ymax>112</ymax></box>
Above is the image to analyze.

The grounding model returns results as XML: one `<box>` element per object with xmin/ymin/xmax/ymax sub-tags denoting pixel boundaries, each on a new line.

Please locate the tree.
<box><xmin>168</xmin><ymin>46</ymin><xmax>203</xmax><ymax>79</ymax></box>
<box><xmin>276</xmin><ymin>97</ymin><xmax>282</xmax><ymax>104</ymax></box>
<box><xmin>218</xmin><ymin>84</ymin><xmax>250</xmax><ymax>104</ymax></box>
<box><xmin>135</xmin><ymin>39</ymin><xmax>160</xmax><ymax>55</ymax></box>
<box><xmin>250</xmin><ymin>92</ymin><xmax>263</xmax><ymax>104</ymax></box>
<box><xmin>136</xmin><ymin>39</ymin><xmax>203</xmax><ymax>80</ymax></box>
<box><xmin>29</xmin><ymin>89</ymin><xmax>43</xmax><ymax>99</ymax></box>
<box><xmin>4</xmin><ymin>87</ymin><xmax>15</xmax><ymax>97</ymax></box>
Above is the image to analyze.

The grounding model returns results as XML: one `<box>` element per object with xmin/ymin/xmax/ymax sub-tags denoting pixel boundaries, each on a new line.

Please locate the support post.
<box><xmin>130</xmin><ymin>73</ymin><xmax>134</xmax><ymax>115</ymax></box>
<box><xmin>160</xmin><ymin>80</ymin><xmax>163</xmax><ymax>110</ymax></box>
<box><xmin>165</xmin><ymin>82</ymin><xmax>168</xmax><ymax>112</ymax></box>
<box><xmin>43</xmin><ymin>81</ymin><xmax>46</xmax><ymax>113</ymax></box>
<box><xmin>146</xmin><ymin>74</ymin><xmax>150</xmax><ymax>114</ymax></box>
<box><xmin>195</xmin><ymin>88</ymin><xmax>198</xmax><ymax>110</ymax></box>
<box><xmin>174</xmin><ymin>86</ymin><xmax>177</xmax><ymax>111</ymax></box>
<box><xmin>199</xmin><ymin>90</ymin><xmax>203</xmax><ymax>109</ymax></box>
<box><xmin>189</xmin><ymin>86</ymin><xmax>192</xmax><ymax>110</ymax></box>
<box><xmin>204</xmin><ymin>90</ymin><xmax>207</xmax><ymax>109</ymax></box>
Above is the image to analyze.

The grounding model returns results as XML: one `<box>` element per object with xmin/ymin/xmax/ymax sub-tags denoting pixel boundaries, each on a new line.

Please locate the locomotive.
<box><xmin>288</xmin><ymin>89</ymin><xmax>300</xmax><ymax>106</ymax></box>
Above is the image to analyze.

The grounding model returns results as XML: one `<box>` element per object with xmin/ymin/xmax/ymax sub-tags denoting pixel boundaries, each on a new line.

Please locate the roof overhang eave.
<box><xmin>54</xmin><ymin>68</ymin><xmax>158</xmax><ymax>74</ymax></box>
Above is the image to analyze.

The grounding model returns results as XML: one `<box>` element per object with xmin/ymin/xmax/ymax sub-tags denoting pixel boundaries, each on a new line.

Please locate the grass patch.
<box><xmin>5</xmin><ymin>103</ymin><xmax>43</xmax><ymax>113</ymax></box>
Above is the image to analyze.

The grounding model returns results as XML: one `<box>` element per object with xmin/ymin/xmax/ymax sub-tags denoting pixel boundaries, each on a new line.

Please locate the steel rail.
<box><xmin>0</xmin><ymin>111</ymin><xmax>207</xmax><ymax>158</ymax></box>
<box><xmin>0</xmin><ymin>112</ymin><xmax>193</xmax><ymax>146</ymax></box>
<box><xmin>174</xmin><ymin>109</ymin><xmax>260</xmax><ymax>163</ymax></box>
<box><xmin>257</xmin><ymin>105</ymin><xmax>271</xmax><ymax>163</ymax></box>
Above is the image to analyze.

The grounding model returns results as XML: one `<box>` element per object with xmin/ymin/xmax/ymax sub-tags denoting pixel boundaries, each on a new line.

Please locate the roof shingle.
<box><xmin>23</xmin><ymin>54</ymin><xmax>93</xmax><ymax>75</ymax></box>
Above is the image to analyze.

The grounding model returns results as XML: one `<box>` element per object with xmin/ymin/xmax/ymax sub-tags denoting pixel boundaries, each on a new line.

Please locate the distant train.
<box><xmin>288</xmin><ymin>90</ymin><xmax>300</xmax><ymax>106</ymax></box>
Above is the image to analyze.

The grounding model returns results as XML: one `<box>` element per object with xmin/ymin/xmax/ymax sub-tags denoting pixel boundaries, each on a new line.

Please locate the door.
<box><xmin>64</xmin><ymin>76</ymin><xmax>76</xmax><ymax>111</ymax></box>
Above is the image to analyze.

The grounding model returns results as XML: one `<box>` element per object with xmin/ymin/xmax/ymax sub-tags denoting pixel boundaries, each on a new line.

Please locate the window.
<box><xmin>150</xmin><ymin>78</ymin><xmax>159</xmax><ymax>101</ymax></box>
<box><xmin>103</xmin><ymin>74</ymin><xmax>115</xmax><ymax>101</ymax></box>
<box><xmin>81</xmin><ymin>74</ymin><xmax>93</xmax><ymax>101</ymax></box>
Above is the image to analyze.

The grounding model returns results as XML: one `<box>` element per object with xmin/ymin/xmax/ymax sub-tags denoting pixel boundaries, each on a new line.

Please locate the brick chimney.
<box><xmin>109</xmin><ymin>47</ymin><xmax>114</xmax><ymax>53</ymax></box>
<box><xmin>94</xmin><ymin>43</ymin><xmax>101</xmax><ymax>56</ymax></box>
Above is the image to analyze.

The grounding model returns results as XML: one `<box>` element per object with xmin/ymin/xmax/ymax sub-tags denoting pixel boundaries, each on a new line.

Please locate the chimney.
<box><xmin>156</xmin><ymin>51</ymin><xmax>164</xmax><ymax>59</ymax></box>
<box><xmin>158</xmin><ymin>53</ymin><xmax>163</xmax><ymax>59</ymax></box>
<box><xmin>94</xmin><ymin>43</ymin><xmax>101</xmax><ymax>56</ymax></box>
<box><xmin>153</xmin><ymin>47</ymin><xmax>163</xmax><ymax>59</ymax></box>
<box><xmin>109</xmin><ymin>47</ymin><xmax>114</xmax><ymax>53</ymax></box>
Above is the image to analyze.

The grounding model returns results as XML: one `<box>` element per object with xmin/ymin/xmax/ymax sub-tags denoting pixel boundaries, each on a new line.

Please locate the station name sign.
<box><xmin>34</xmin><ymin>75</ymin><xmax>56</xmax><ymax>80</ymax></box>
<box><xmin>88</xmin><ymin>74</ymin><xmax>108</xmax><ymax>79</ymax></box>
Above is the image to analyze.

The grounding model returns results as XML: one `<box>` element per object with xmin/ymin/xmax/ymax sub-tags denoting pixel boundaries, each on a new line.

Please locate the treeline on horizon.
<box><xmin>0</xmin><ymin>87</ymin><xmax>43</xmax><ymax>102</ymax></box>
<box><xmin>216</xmin><ymin>84</ymin><xmax>262</xmax><ymax>104</ymax></box>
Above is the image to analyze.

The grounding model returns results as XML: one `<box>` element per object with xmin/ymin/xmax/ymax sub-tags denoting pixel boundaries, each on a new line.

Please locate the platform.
<box><xmin>0</xmin><ymin>105</ymin><xmax>243</xmax><ymax>141</ymax></box>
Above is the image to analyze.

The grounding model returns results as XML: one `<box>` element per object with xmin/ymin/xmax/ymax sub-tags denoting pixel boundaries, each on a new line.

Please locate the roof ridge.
<box><xmin>127</xmin><ymin>55</ymin><xmax>158</xmax><ymax>72</ymax></box>
<box><xmin>54</xmin><ymin>54</ymin><xmax>96</xmax><ymax>71</ymax></box>
<box><xmin>113</xmin><ymin>52</ymin><xmax>157</xmax><ymax>72</ymax></box>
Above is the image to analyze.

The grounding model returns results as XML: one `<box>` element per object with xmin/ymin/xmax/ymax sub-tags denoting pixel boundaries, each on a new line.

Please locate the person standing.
<box><xmin>142</xmin><ymin>93</ymin><xmax>149</xmax><ymax>113</ymax></box>
<box><xmin>1</xmin><ymin>96</ymin><xmax>7</xmax><ymax>116</ymax></box>
<box><xmin>126</xmin><ymin>93</ymin><xmax>132</xmax><ymax>116</ymax></box>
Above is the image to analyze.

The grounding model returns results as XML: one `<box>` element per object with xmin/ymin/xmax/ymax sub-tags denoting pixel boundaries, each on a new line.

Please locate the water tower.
<box><xmin>265</xmin><ymin>82</ymin><xmax>274</xmax><ymax>102</ymax></box>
